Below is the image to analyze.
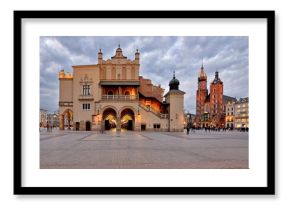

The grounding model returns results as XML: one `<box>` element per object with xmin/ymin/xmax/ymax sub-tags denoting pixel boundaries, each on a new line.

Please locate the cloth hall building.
<box><xmin>58</xmin><ymin>46</ymin><xmax>185</xmax><ymax>132</ymax></box>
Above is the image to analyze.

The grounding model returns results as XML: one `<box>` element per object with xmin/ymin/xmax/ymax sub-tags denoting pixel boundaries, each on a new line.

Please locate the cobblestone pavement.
<box><xmin>40</xmin><ymin>129</ymin><xmax>248</xmax><ymax>169</ymax></box>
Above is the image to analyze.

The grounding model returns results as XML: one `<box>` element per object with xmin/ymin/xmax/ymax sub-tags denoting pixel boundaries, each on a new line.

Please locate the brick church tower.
<box><xmin>196</xmin><ymin>64</ymin><xmax>208</xmax><ymax>126</ymax></box>
<box><xmin>209</xmin><ymin>71</ymin><xmax>224</xmax><ymax>127</ymax></box>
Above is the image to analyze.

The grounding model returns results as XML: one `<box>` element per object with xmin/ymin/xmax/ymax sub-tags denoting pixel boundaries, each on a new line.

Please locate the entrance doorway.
<box><xmin>120</xmin><ymin>108</ymin><xmax>135</xmax><ymax>131</ymax></box>
<box><xmin>141</xmin><ymin>124</ymin><xmax>146</xmax><ymax>131</ymax></box>
<box><xmin>62</xmin><ymin>109</ymin><xmax>73</xmax><ymax>130</ymax></box>
<box><xmin>86</xmin><ymin>121</ymin><xmax>91</xmax><ymax>131</ymax></box>
<box><xmin>102</xmin><ymin>108</ymin><xmax>117</xmax><ymax>131</ymax></box>
<box><xmin>76</xmin><ymin>122</ymin><xmax>80</xmax><ymax>131</ymax></box>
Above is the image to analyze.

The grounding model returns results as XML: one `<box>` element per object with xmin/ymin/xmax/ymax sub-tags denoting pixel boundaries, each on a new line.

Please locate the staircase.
<box><xmin>139</xmin><ymin>104</ymin><xmax>168</xmax><ymax>119</ymax></box>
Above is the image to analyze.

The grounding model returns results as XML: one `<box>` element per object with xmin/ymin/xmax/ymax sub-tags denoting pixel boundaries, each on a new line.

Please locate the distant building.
<box><xmin>234</xmin><ymin>97</ymin><xmax>249</xmax><ymax>129</ymax></box>
<box><xmin>225</xmin><ymin>99</ymin><xmax>236</xmax><ymax>129</ymax></box>
<box><xmin>195</xmin><ymin>64</ymin><xmax>236</xmax><ymax>128</ymax></box>
<box><xmin>47</xmin><ymin>110</ymin><xmax>60</xmax><ymax>128</ymax></box>
<box><xmin>59</xmin><ymin>46</ymin><xmax>185</xmax><ymax>131</ymax></box>
<box><xmin>53</xmin><ymin>110</ymin><xmax>60</xmax><ymax>127</ymax></box>
<box><xmin>39</xmin><ymin>109</ymin><xmax>48</xmax><ymax>127</ymax></box>
<box><xmin>184</xmin><ymin>112</ymin><xmax>196</xmax><ymax>128</ymax></box>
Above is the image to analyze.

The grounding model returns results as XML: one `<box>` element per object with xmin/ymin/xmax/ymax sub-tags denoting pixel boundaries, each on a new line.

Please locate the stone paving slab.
<box><xmin>40</xmin><ymin>130</ymin><xmax>248</xmax><ymax>169</ymax></box>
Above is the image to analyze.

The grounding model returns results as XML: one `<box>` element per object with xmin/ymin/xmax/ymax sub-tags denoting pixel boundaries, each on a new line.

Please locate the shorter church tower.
<box><xmin>165</xmin><ymin>71</ymin><xmax>185</xmax><ymax>132</ymax></box>
<box><xmin>209</xmin><ymin>71</ymin><xmax>224</xmax><ymax>127</ymax></box>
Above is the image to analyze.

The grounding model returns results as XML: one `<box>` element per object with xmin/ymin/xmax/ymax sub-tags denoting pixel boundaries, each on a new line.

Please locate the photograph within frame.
<box><xmin>14</xmin><ymin>10</ymin><xmax>275</xmax><ymax>195</ymax></box>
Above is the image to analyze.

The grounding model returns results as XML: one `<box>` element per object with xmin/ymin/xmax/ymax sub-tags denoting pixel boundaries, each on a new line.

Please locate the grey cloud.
<box><xmin>40</xmin><ymin>36</ymin><xmax>248</xmax><ymax>113</ymax></box>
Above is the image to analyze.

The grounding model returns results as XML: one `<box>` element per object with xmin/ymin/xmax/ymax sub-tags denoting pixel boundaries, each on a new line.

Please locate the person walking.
<box><xmin>186</xmin><ymin>124</ymin><xmax>190</xmax><ymax>135</ymax></box>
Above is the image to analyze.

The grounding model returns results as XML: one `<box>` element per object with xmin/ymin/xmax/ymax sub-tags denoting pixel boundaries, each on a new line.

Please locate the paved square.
<box><xmin>40</xmin><ymin>129</ymin><xmax>248</xmax><ymax>169</ymax></box>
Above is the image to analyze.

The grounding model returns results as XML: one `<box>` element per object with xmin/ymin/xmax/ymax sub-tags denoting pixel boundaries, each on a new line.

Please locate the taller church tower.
<box><xmin>196</xmin><ymin>63</ymin><xmax>208</xmax><ymax>126</ymax></box>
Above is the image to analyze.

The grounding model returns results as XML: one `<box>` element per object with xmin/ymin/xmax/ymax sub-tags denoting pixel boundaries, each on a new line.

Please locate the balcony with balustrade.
<box><xmin>101</xmin><ymin>95</ymin><xmax>138</xmax><ymax>101</ymax></box>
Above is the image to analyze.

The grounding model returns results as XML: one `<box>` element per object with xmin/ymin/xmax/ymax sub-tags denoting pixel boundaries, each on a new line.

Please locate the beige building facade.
<box><xmin>225</xmin><ymin>100</ymin><xmax>236</xmax><ymax>129</ymax></box>
<box><xmin>234</xmin><ymin>97</ymin><xmax>249</xmax><ymax>129</ymax></box>
<box><xmin>59</xmin><ymin>46</ymin><xmax>185</xmax><ymax>132</ymax></box>
<box><xmin>39</xmin><ymin>108</ymin><xmax>48</xmax><ymax>127</ymax></box>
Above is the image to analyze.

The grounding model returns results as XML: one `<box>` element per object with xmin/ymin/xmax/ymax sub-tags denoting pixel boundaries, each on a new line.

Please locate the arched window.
<box><xmin>124</xmin><ymin>91</ymin><xmax>130</xmax><ymax>95</ymax></box>
<box><xmin>108</xmin><ymin>91</ymin><xmax>113</xmax><ymax>95</ymax></box>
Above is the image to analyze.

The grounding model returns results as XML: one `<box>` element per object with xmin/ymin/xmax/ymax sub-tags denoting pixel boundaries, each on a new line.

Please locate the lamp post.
<box><xmin>53</xmin><ymin>114</ymin><xmax>56</xmax><ymax>129</ymax></box>
<box><xmin>136</xmin><ymin>107</ymin><xmax>141</xmax><ymax>132</ymax></box>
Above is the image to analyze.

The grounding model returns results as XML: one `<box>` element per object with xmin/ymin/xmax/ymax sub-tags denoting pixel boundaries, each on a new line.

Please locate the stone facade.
<box><xmin>59</xmin><ymin>46</ymin><xmax>185</xmax><ymax>132</ymax></box>
<box><xmin>225</xmin><ymin>100</ymin><xmax>236</xmax><ymax>129</ymax></box>
<box><xmin>39</xmin><ymin>109</ymin><xmax>48</xmax><ymax>127</ymax></box>
<box><xmin>234</xmin><ymin>97</ymin><xmax>249</xmax><ymax>128</ymax></box>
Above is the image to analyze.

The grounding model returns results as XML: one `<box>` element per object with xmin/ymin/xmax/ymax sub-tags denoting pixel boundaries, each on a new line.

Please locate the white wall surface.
<box><xmin>0</xmin><ymin>0</ymin><xmax>287</xmax><ymax>204</ymax></box>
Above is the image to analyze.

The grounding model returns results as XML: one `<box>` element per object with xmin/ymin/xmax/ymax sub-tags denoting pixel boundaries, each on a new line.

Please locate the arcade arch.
<box><xmin>102</xmin><ymin>107</ymin><xmax>117</xmax><ymax>130</ymax></box>
<box><xmin>60</xmin><ymin>109</ymin><xmax>73</xmax><ymax>130</ymax></box>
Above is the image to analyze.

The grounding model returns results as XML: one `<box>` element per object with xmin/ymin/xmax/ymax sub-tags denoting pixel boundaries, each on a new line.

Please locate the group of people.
<box><xmin>185</xmin><ymin>124</ymin><xmax>249</xmax><ymax>135</ymax></box>
<box><xmin>46</xmin><ymin>123</ymin><xmax>53</xmax><ymax>132</ymax></box>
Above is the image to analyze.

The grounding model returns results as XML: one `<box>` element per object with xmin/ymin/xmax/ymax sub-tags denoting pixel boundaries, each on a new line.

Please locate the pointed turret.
<box><xmin>212</xmin><ymin>71</ymin><xmax>222</xmax><ymax>84</ymax></box>
<box><xmin>135</xmin><ymin>48</ymin><xmax>140</xmax><ymax>64</ymax></box>
<box><xmin>98</xmin><ymin>48</ymin><xmax>103</xmax><ymax>64</ymax></box>
<box><xmin>198</xmin><ymin>63</ymin><xmax>207</xmax><ymax>80</ymax></box>
<box><xmin>169</xmin><ymin>71</ymin><xmax>180</xmax><ymax>90</ymax></box>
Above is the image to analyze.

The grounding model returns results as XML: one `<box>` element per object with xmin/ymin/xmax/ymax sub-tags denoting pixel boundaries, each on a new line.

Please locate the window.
<box><xmin>82</xmin><ymin>103</ymin><xmax>90</xmax><ymax>110</ymax></box>
<box><xmin>153</xmin><ymin>124</ymin><xmax>161</xmax><ymax>129</ymax></box>
<box><xmin>82</xmin><ymin>85</ymin><xmax>91</xmax><ymax>95</ymax></box>
<box><xmin>107</xmin><ymin>91</ymin><xmax>113</xmax><ymax>95</ymax></box>
<box><xmin>124</xmin><ymin>91</ymin><xmax>130</xmax><ymax>95</ymax></box>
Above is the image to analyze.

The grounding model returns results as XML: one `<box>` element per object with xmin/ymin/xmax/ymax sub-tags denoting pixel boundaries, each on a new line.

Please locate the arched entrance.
<box><xmin>102</xmin><ymin>108</ymin><xmax>117</xmax><ymax>131</ymax></box>
<box><xmin>120</xmin><ymin>108</ymin><xmax>135</xmax><ymax>131</ymax></box>
<box><xmin>60</xmin><ymin>109</ymin><xmax>73</xmax><ymax>130</ymax></box>
<box><xmin>124</xmin><ymin>91</ymin><xmax>130</xmax><ymax>95</ymax></box>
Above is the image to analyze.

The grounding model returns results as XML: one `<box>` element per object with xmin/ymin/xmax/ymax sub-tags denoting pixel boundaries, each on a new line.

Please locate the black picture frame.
<box><xmin>14</xmin><ymin>10</ymin><xmax>275</xmax><ymax>195</ymax></box>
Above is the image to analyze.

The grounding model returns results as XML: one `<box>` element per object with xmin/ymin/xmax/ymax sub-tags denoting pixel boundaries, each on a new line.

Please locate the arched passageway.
<box><xmin>120</xmin><ymin>108</ymin><xmax>135</xmax><ymax>131</ymax></box>
<box><xmin>60</xmin><ymin>109</ymin><xmax>73</xmax><ymax>130</ymax></box>
<box><xmin>102</xmin><ymin>108</ymin><xmax>117</xmax><ymax>131</ymax></box>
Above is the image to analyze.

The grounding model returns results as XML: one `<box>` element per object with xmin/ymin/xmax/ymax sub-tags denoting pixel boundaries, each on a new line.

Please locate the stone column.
<box><xmin>116</xmin><ymin>116</ymin><xmax>121</xmax><ymax>131</ymax></box>
<box><xmin>135</xmin><ymin>115</ymin><xmax>141</xmax><ymax>131</ymax></box>
<box><xmin>118</xmin><ymin>86</ymin><xmax>121</xmax><ymax>95</ymax></box>
<box><xmin>59</xmin><ymin>114</ymin><xmax>64</xmax><ymax>130</ymax></box>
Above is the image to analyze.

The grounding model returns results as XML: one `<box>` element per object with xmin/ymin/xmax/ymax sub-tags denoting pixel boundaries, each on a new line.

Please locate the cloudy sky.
<box><xmin>40</xmin><ymin>36</ymin><xmax>248</xmax><ymax>113</ymax></box>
